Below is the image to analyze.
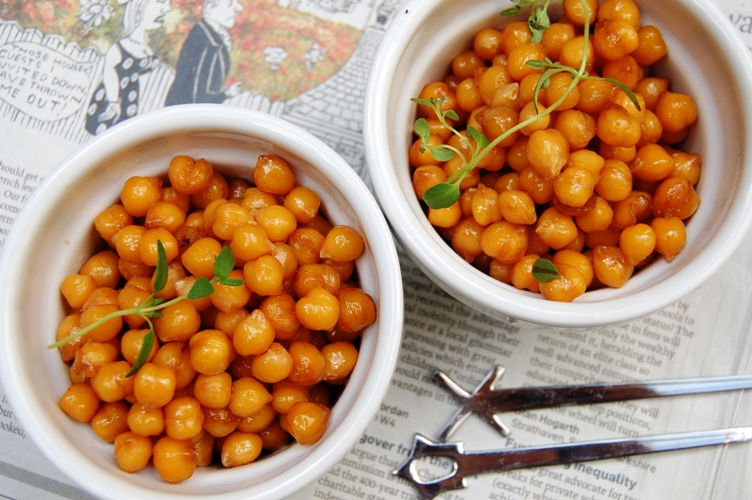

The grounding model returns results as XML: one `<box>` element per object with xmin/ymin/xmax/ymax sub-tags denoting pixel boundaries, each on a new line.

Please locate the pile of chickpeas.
<box><xmin>410</xmin><ymin>0</ymin><xmax>699</xmax><ymax>301</ymax></box>
<box><xmin>55</xmin><ymin>153</ymin><xmax>376</xmax><ymax>483</ymax></box>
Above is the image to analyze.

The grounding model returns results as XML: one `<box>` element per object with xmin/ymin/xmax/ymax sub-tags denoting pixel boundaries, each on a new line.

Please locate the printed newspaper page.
<box><xmin>1</xmin><ymin>1</ymin><xmax>752</xmax><ymax>499</ymax></box>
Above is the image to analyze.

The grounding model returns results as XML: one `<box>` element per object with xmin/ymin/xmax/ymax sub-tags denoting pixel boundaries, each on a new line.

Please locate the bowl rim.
<box><xmin>0</xmin><ymin>104</ymin><xmax>403</xmax><ymax>499</ymax></box>
<box><xmin>363</xmin><ymin>0</ymin><xmax>752</xmax><ymax>327</ymax></box>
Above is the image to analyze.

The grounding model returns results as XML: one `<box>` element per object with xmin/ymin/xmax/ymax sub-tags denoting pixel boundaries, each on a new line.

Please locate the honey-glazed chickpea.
<box><xmin>254</xmin><ymin>205</ymin><xmax>298</xmax><ymax>242</ymax></box>
<box><xmin>637</xmin><ymin>110</ymin><xmax>663</xmax><ymax>148</ymax></box>
<box><xmin>321</xmin><ymin>341</ymin><xmax>358</xmax><ymax>382</ymax></box>
<box><xmin>619</xmin><ymin>223</ymin><xmax>657</xmax><ymax>266</ymax></box>
<box><xmin>597</xmin><ymin>0</ymin><xmax>640</xmax><ymax>29</ymax></box>
<box><xmin>153</xmin><ymin>301</ymin><xmax>200</xmax><ymax>342</ymax></box>
<box><xmin>238</xmin><ymin>404</ymin><xmax>277</xmax><ymax>433</ymax></box>
<box><xmin>597</xmin><ymin>105</ymin><xmax>642</xmax><ymax>147</ymax></box>
<box><xmin>251</xmin><ymin>342</ymin><xmax>293</xmax><ymax>384</ymax></box>
<box><xmin>559</xmin><ymin>36</ymin><xmax>595</xmax><ymax>69</ymax></box>
<box><xmin>592</xmin><ymin>245</ymin><xmax>634</xmax><ymax>288</ymax></box>
<box><xmin>553</xmin><ymin>167</ymin><xmax>595</xmax><ymax>208</ymax></box>
<box><xmin>575</xmin><ymin>196</ymin><xmax>614</xmax><ymax>234</ymax></box>
<box><xmin>409</xmin><ymin>135</ymin><xmax>445</xmax><ymax>168</ymax></box>
<box><xmin>164</xmin><ymin>396</ymin><xmax>204</xmax><ymax>441</ymax></box>
<box><xmin>477</xmin><ymin>66</ymin><xmax>513</xmax><ymax>106</ymax></box>
<box><xmin>286</xmin><ymin>340</ymin><xmax>326</xmax><ymax>386</ymax></box>
<box><xmin>60</xmin><ymin>273</ymin><xmax>98</xmax><ymax>310</ymax></box>
<box><xmin>191</xmin><ymin>172</ymin><xmax>229</xmax><ymax>209</ymax></box>
<box><xmin>211</xmin><ymin>203</ymin><xmax>253</xmax><ymax>241</ymax></box>
<box><xmin>294</xmin><ymin>264</ymin><xmax>341</xmax><ymax>298</ymax></box>
<box><xmin>632</xmin><ymin>26</ymin><xmax>667</xmax><ymax>66</ymax></box>
<box><xmin>474</xmin><ymin>28</ymin><xmax>504</xmax><ymax>60</ymax></box>
<box><xmin>602</xmin><ymin>57</ymin><xmax>641</xmax><ymax>92</ymax></box>
<box><xmin>128</xmin><ymin>402</ymin><xmax>165</xmax><ymax>436</ymax></box>
<box><xmin>553</xmin><ymin>249</ymin><xmax>594</xmax><ymax>287</ymax></box>
<box><xmin>230</xmin><ymin>377</ymin><xmax>273</xmax><ymax>418</ymax></box>
<box><xmin>287</xmin><ymin>227</ymin><xmax>325</xmax><ymax>265</ymax></box>
<box><xmin>286</xmin><ymin>401</ymin><xmax>330</xmax><ymax>445</ymax></box>
<box><xmin>634</xmin><ymin>77</ymin><xmax>670</xmax><ymax>111</ymax></box>
<box><xmin>567</xmin><ymin>150</ymin><xmax>605</xmax><ymax>181</ymax></box>
<box><xmin>221</xmin><ymin>432</ymin><xmax>263</xmax><ymax>468</ymax></box>
<box><xmin>527</xmin><ymin>129</ymin><xmax>570</xmax><ymax>180</ymax></box>
<box><xmin>81</xmin><ymin>304</ymin><xmax>122</xmax><ymax>342</ymax></box>
<box><xmin>510</xmin><ymin>254</ymin><xmax>541</xmax><ymax>293</ymax></box>
<box><xmin>95</xmin><ymin>204</ymin><xmax>133</xmax><ymax>246</ymax></box>
<box><xmin>284</xmin><ymin>186</ymin><xmax>321</xmax><ymax>224</ymax></box>
<box><xmin>576</xmin><ymin>78</ymin><xmax>617</xmax><ymax>115</ymax></box>
<box><xmin>661</xmin><ymin>127</ymin><xmax>691</xmax><ymax>146</ymax></box>
<box><xmin>117</xmin><ymin>285</ymin><xmax>150</xmax><ymax>329</ymax></box>
<box><xmin>540</xmin><ymin>263</ymin><xmax>587</xmax><ymax>302</ymax></box>
<box><xmin>654</xmin><ymin>92</ymin><xmax>698</xmax><ymax>133</ymax></box>
<box><xmin>79</xmin><ymin>250</ymin><xmax>120</xmax><ymax>289</ymax></box>
<box><xmin>114</xmin><ymin>432</ymin><xmax>153</xmax><ymax>473</ymax></box>
<box><xmin>455</xmin><ymin>78</ymin><xmax>485</xmax><ymax>112</ymax></box>
<box><xmin>145</xmin><ymin>201</ymin><xmax>186</xmax><ymax>232</ymax></box>
<box><xmin>91</xmin><ymin>360</ymin><xmax>134</xmax><ymax>403</ymax></box>
<box><xmin>113</xmin><ymin>225</ymin><xmax>147</xmax><ymax>264</ymax></box>
<box><xmin>153</xmin><ymin>436</ymin><xmax>196</xmax><ymax>483</ymax></box>
<box><xmin>592</xmin><ymin>19</ymin><xmax>639</xmax><ymax>61</ymax></box>
<box><xmin>259</xmin><ymin>420</ymin><xmax>290</xmax><ymax>451</ymax></box>
<box><xmin>470</xmin><ymin>184</ymin><xmax>501</xmax><ymax>226</ymax></box>
<box><xmin>501</xmin><ymin>21</ymin><xmax>532</xmax><ymax>57</ymax></box>
<box><xmin>134</xmin><ymin>362</ymin><xmax>176</xmax><ymax>407</ymax></box>
<box><xmin>230</xmin><ymin>224</ymin><xmax>274</xmax><ymax>263</ymax></box>
<box><xmin>562</xmin><ymin>0</ymin><xmax>599</xmax><ymax>26</ymax></box>
<box><xmin>215</xmin><ymin>307</ymin><xmax>251</xmax><ymax>338</ymax></box>
<box><xmin>59</xmin><ymin>382</ymin><xmax>100</xmax><ymax>422</ymax></box>
<box><xmin>241</xmin><ymin>187</ymin><xmax>279</xmax><ymax>212</ymax></box>
<box><xmin>526</xmin><ymin>226</ymin><xmax>552</xmax><ymax>255</ymax></box>
<box><xmin>498</xmin><ymin>190</ymin><xmax>537</xmax><ymax>225</ymax></box>
<box><xmin>475</xmin><ymin>106</ymin><xmax>520</xmax><ymax>147</ymax></box>
<box><xmin>443</xmin><ymin>156</ymin><xmax>482</xmax><ymax>191</ymax></box>
<box><xmin>211</xmin><ymin>270</ymin><xmax>251</xmax><ymax>314</ymax></box>
<box><xmin>173</xmin><ymin>277</ymin><xmax>213</xmax><ymax>313</ymax></box>
<box><xmin>296</xmin><ymin>287</ymin><xmax>339</xmax><ymax>331</ymax></box>
<box><xmin>535</xmin><ymin>207</ymin><xmax>579</xmax><ymax>250</ymax></box>
<box><xmin>234</xmin><ymin>309</ymin><xmax>276</xmax><ymax>356</ymax></box>
<box><xmin>169</xmin><ymin>156</ymin><xmax>213</xmax><ymax>195</ymax></box>
<box><xmin>121</xmin><ymin>176</ymin><xmax>162</xmax><ymax>217</ymax></box>
<box><xmin>181</xmin><ymin>237</ymin><xmax>222</xmax><ymax>278</ymax></box>
<box><xmin>161</xmin><ymin>186</ymin><xmax>191</xmax><ymax>212</ymax></box>
<box><xmin>244</xmin><ymin>255</ymin><xmax>284</xmax><ymax>297</ymax></box>
<box><xmin>140</xmin><ymin>228</ymin><xmax>179</xmax><ymax>267</ymax></box>
<box><xmin>429</xmin><ymin>202</ymin><xmax>462</xmax><ymax>228</ymax></box>
<box><xmin>653</xmin><ymin>177</ymin><xmax>700</xmax><ymax>220</ymax></box>
<box><xmin>271</xmin><ymin>381</ymin><xmax>309</xmax><ymax>415</ymax></box>
<box><xmin>595</xmin><ymin>159</ymin><xmax>632</xmax><ymax>201</ymax></box>
<box><xmin>254</xmin><ymin>154</ymin><xmax>295</xmax><ymax>195</ymax></box>
<box><xmin>545</xmin><ymin>73</ymin><xmax>580</xmax><ymax>111</ymax></box>
<box><xmin>506</xmin><ymin>135</ymin><xmax>530</xmax><ymax>172</ymax></box>
<box><xmin>459</xmin><ymin>188</ymin><xmax>477</xmax><ymax>218</ymax></box>
<box><xmin>451</xmin><ymin>50</ymin><xmax>485</xmax><ymax>80</ymax></box>
<box><xmin>612</xmin><ymin>191</ymin><xmax>653</xmax><ymax>229</ymax></box>
<box><xmin>554</xmin><ymin>110</ymin><xmax>596</xmax><ymax>150</ymax></box>
<box><xmin>121</xmin><ymin>329</ymin><xmax>158</xmax><ymax>366</ymax></box>
<box><xmin>202</xmin><ymin>406</ymin><xmax>241</xmax><ymax>437</ymax></box>
<box><xmin>519</xmin><ymin>101</ymin><xmax>551</xmax><ymax>136</ymax></box>
<box><xmin>416</xmin><ymin>81</ymin><xmax>458</xmax><ymax>120</ymax></box>
<box><xmin>480</xmin><ymin>221</ymin><xmax>528</xmax><ymax>264</ymax></box>
<box><xmin>151</xmin><ymin>261</ymin><xmax>187</xmax><ymax>300</ymax></box>
<box><xmin>412</xmin><ymin>166</ymin><xmax>448</xmax><ymax>200</ymax></box>
<box><xmin>193</xmin><ymin>430</ymin><xmax>215</xmax><ymax>467</ymax></box>
<box><xmin>118</xmin><ymin>258</ymin><xmax>154</xmax><ymax>281</ymax></box>
<box><xmin>192</xmin><ymin>372</ymin><xmax>232</xmax><ymax>410</ymax></box>
<box><xmin>451</xmin><ymin>218</ymin><xmax>485</xmax><ymax>262</ymax></box>
<box><xmin>320</xmin><ymin>225</ymin><xmax>365</xmax><ymax>262</ymax></box>
<box><xmin>507</xmin><ymin>43</ymin><xmax>547</xmax><ymax>82</ymax></box>
<box><xmin>259</xmin><ymin>293</ymin><xmax>300</xmax><ymax>339</ymax></box>
<box><xmin>585</xmin><ymin>227</ymin><xmax>622</xmax><ymax>248</ymax></box>
<box><xmin>670</xmin><ymin>151</ymin><xmax>701</xmax><ymax>186</ymax></box>
<box><xmin>651</xmin><ymin>217</ymin><xmax>686</xmax><ymax>262</ymax></box>
<box><xmin>493</xmin><ymin>172</ymin><xmax>521</xmax><ymax>194</ymax></box>
<box><xmin>631</xmin><ymin>144</ymin><xmax>675</xmax><ymax>182</ymax></box>
<box><xmin>189</xmin><ymin>329</ymin><xmax>235</xmax><ymax>376</ymax></box>
<box><xmin>517</xmin><ymin>74</ymin><xmax>545</xmax><ymax>107</ymax></box>
<box><xmin>489</xmin><ymin>259</ymin><xmax>514</xmax><ymax>284</ymax></box>
<box><xmin>56</xmin><ymin>313</ymin><xmax>84</xmax><ymax>362</ymax></box>
<box><xmin>541</xmin><ymin>23</ymin><xmax>575</xmax><ymax>61</ymax></box>
<box><xmin>519</xmin><ymin>166</ymin><xmax>555</xmax><ymax>204</ymax></box>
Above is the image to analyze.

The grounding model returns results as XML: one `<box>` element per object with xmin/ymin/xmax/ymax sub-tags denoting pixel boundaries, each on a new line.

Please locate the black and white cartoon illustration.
<box><xmin>165</xmin><ymin>0</ymin><xmax>244</xmax><ymax>105</ymax></box>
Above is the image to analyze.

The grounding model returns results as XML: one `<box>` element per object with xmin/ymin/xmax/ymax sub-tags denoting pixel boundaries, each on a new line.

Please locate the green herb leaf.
<box><xmin>423</xmin><ymin>182</ymin><xmax>461</xmax><ymax>210</ymax></box>
<box><xmin>126</xmin><ymin>330</ymin><xmax>155</xmax><ymax>377</ymax></box>
<box><xmin>501</xmin><ymin>6</ymin><xmax>521</xmax><ymax>16</ymax></box>
<box><xmin>214</xmin><ymin>246</ymin><xmax>236</xmax><ymax>281</ymax></box>
<box><xmin>149</xmin><ymin>312</ymin><xmax>164</xmax><ymax>318</ymax></box>
<box><xmin>466</xmin><ymin>126</ymin><xmax>490</xmax><ymax>149</ymax></box>
<box><xmin>149</xmin><ymin>297</ymin><xmax>165</xmax><ymax>307</ymax></box>
<box><xmin>427</xmin><ymin>145</ymin><xmax>455</xmax><ymax>162</ymax></box>
<box><xmin>410</xmin><ymin>97</ymin><xmax>433</xmax><ymax>107</ymax></box>
<box><xmin>591</xmin><ymin>77</ymin><xmax>643</xmax><ymax>111</ymax></box>
<box><xmin>220</xmin><ymin>278</ymin><xmax>245</xmax><ymax>287</ymax></box>
<box><xmin>414</xmin><ymin>117</ymin><xmax>431</xmax><ymax>144</ymax></box>
<box><xmin>532</xmin><ymin>258</ymin><xmax>561</xmax><ymax>283</ymax></box>
<box><xmin>188</xmin><ymin>277</ymin><xmax>215</xmax><ymax>299</ymax></box>
<box><xmin>526</xmin><ymin>59</ymin><xmax>550</xmax><ymax>70</ymax></box>
<box><xmin>444</xmin><ymin>110</ymin><xmax>459</xmax><ymax>121</ymax></box>
<box><xmin>152</xmin><ymin>240</ymin><xmax>169</xmax><ymax>295</ymax></box>
<box><xmin>529</xmin><ymin>6</ymin><xmax>551</xmax><ymax>43</ymax></box>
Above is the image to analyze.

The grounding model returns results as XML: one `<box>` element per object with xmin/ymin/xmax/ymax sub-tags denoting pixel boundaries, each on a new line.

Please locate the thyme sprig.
<box><xmin>413</xmin><ymin>0</ymin><xmax>641</xmax><ymax>213</ymax></box>
<box><xmin>48</xmin><ymin>241</ymin><xmax>242</xmax><ymax>376</ymax></box>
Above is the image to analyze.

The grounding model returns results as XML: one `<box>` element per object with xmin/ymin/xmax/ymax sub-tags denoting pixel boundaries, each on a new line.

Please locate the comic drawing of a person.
<box><xmin>165</xmin><ymin>0</ymin><xmax>244</xmax><ymax>106</ymax></box>
<box><xmin>85</xmin><ymin>0</ymin><xmax>172</xmax><ymax>135</ymax></box>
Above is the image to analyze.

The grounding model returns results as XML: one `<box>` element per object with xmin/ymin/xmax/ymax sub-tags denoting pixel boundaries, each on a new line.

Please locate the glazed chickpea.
<box><xmin>412</xmin><ymin>165</ymin><xmax>448</xmax><ymax>200</ymax></box>
<box><xmin>576</xmin><ymin>78</ymin><xmax>617</xmax><ymax>115</ymax></box>
<box><xmin>271</xmin><ymin>381</ymin><xmax>310</xmax><ymax>415</ymax></box>
<box><xmin>592</xmin><ymin>19</ymin><xmax>639</xmax><ymax>61</ymax></box>
<box><xmin>233</xmin><ymin>309</ymin><xmax>275</xmax><ymax>356</ymax></box>
<box><xmin>241</xmin><ymin>187</ymin><xmax>278</xmax><ymax>212</ymax></box>
<box><xmin>670</xmin><ymin>151</ymin><xmax>701</xmax><ymax>186</ymax></box>
<box><xmin>592</xmin><ymin>245</ymin><xmax>634</xmax><ymax>288</ymax></box>
<box><xmin>575</xmin><ymin>196</ymin><xmax>614</xmax><ymax>234</ymax></box>
<box><xmin>194</xmin><ymin>372</ymin><xmax>233</xmax><ymax>409</ymax></box>
<box><xmin>230</xmin><ymin>224</ymin><xmax>274</xmax><ymax>262</ymax></box>
<box><xmin>451</xmin><ymin>218</ymin><xmax>484</xmax><ymax>262</ymax></box>
<box><xmin>287</xmin><ymin>227</ymin><xmax>325</xmax><ymax>265</ymax></box>
<box><xmin>474</xmin><ymin>28</ymin><xmax>504</xmax><ymax>60</ymax></box>
<box><xmin>286</xmin><ymin>402</ymin><xmax>330</xmax><ymax>445</ymax></box>
<box><xmin>253</xmin><ymin>154</ymin><xmax>295</xmax><ymax>195</ymax></box>
<box><xmin>554</xmin><ymin>167</ymin><xmax>595</xmax><ymax>208</ymax></box>
<box><xmin>469</xmin><ymin>184</ymin><xmax>501</xmax><ymax>226</ymax></box>
<box><xmin>155</xmin><ymin>301</ymin><xmax>201</xmax><ymax>342</ymax></box>
<box><xmin>444</xmin><ymin>156</ymin><xmax>481</xmax><ymax>191</ymax></box>
<box><xmin>221</xmin><ymin>432</ymin><xmax>263</xmax><ymax>468</ymax></box>
<box><xmin>477</xmin><ymin>68</ymin><xmax>514</xmax><ymax>106</ymax></box>
<box><xmin>536</xmin><ymin>207</ymin><xmax>579</xmax><ymax>250</ymax></box>
<box><xmin>296</xmin><ymin>287</ymin><xmax>339</xmax><ymax>331</ymax></box>
<box><xmin>654</xmin><ymin>92</ymin><xmax>698</xmax><ymax>133</ymax></box>
<box><xmin>653</xmin><ymin>177</ymin><xmax>700</xmax><ymax>220</ymax></box>
<box><xmin>215</xmin><ymin>309</ymin><xmax>254</xmax><ymax>336</ymax></box>
<box><xmin>651</xmin><ymin>217</ymin><xmax>686</xmax><ymax>262</ymax></box>
<box><xmin>502</xmin><ymin>21</ymin><xmax>532</xmax><ymax>57</ymax></box>
<box><xmin>637</xmin><ymin>110</ymin><xmax>663</xmax><ymax>148</ymax></box>
<box><xmin>475</xmin><ymin>106</ymin><xmax>520</xmax><ymax>147</ymax></box>
<box><xmin>140</xmin><ymin>228</ymin><xmax>179</xmax><ymax>267</ymax></box>
<box><xmin>508</xmin><ymin>43</ymin><xmax>547</xmax><ymax>82</ymax></box>
<box><xmin>128</xmin><ymin>402</ymin><xmax>165</xmax><ymax>436</ymax></box>
<box><xmin>417</xmin><ymin>81</ymin><xmax>458</xmax><ymax>120</ymax></box>
<box><xmin>429</xmin><ymin>203</ymin><xmax>462</xmax><ymax>228</ymax></box>
<box><xmin>597</xmin><ymin>105</ymin><xmax>641</xmax><ymax>148</ymax></box>
<box><xmin>620</xmin><ymin>223</ymin><xmax>657</xmax><ymax>266</ymax></box>
<box><xmin>455</xmin><ymin>78</ymin><xmax>484</xmax><ymax>112</ymax></box>
<box><xmin>161</xmin><ymin>186</ymin><xmax>191</xmax><ymax>212</ymax></box>
<box><xmin>251</xmin><ymin>342</ymin><xmax>293</xmax><ymax>383</ymax></box>
<box><xmin>145</xmin><ymin>201</ymin><xmax>186</xmax><ymax>232</ymax></box>
<box><xmin>554</xmin><ymin>110</ymin><xmax>596</xmax><ymax>150</ymax></box>
<box><xmin>121</xmin><ymin>176</ymin><xmax>162</xmax><ymax>217</ymax></box>
<box><xmin>585</xmin><ymin>227</ymin><xmax>622</xmax><ymax>248</ymax></box>
<box><xmin>527</xmin><ymin>129</ymin><xmax>570</xmax><ymax>180</ymax></box>
<box><xmin>321</xmin><ymin>341</ymin><xmax>359</xmax><ymax>382</ymax></box>
<box><xmin>153</xmin><ymin>436</ymin><xmax>196</xmax><ymax>483</ymax></box>
<box><xmin>169</xmin><ymin>156</ymin><xmax>213</xmax><ymax>195</ymax></box>
<box><xmin>559</xmin><ymin>36</ymin><xmax>595</xmax><ymax>69</ymax></box>
<box><xmin>519</xmin><ymin>166</ymin><xmax>555</xmax><ymax>205</ymax></box>
<box><xmin>595</xmin><ymin>159</ymin><xmax>632</xmax><ymax>201</ymax></box>
<box><xmin>285</xmin><ymin>340</ymin><xmax>326</xmax><ymax>386</ymax></box>
<box><xmin>634</xmin><ymin>77</ymin><xmax>670</xmax><ymax>111</ymax></box>
<box><xmin>612</xmin><ymin>191</ymin><xmax>653</xmax><ymax>229</ymax></box>
<box><xmin>79</xmin><ymin>250</ymin><xmax>120</xmax><ymax>289</ymax></box>
<box><xmin>238</xmin><ymin>404</ymin><xmax>277</xmax><ymax>433</ymax></box>
<box><xmin>496</xmin><ymin>190</ymin><xmax>535</xmax><ymax>225</ymax></box>
<box><xmin>334</xmin><ymin>286</ymin><xmax>376</xmax><ymax>334</ymax></box>
<box><xmin>60</xmin><ymin>273</ymin><xmax>98</xmax><ymax>310</ymax></box>
<box><xmin>59</xmin><ymin>382</ymin><xmax>100</xmax><ymax>422</ymax></box>
<box><xmin>230</xmin><ymin>377</ymin><xmax>273</xmax><ymax>418</ymax></box>
<box><xmin>56</xmin><ymin>313</ymin><xmax>84</xmax><ymax>362</ymax></box>
<box><xmin>632</xmin><ymin>26</ymin><xmax>667</xmax><ymax>66</ymax></box>
<box><xmin>202</xmin><ymin>406</ymin><xmax>241</xmax><ymax>437</ymax></box>
<box><xmin>211</xmin><ymin>270</ymin><xmax>251</xmax><ymax>313</ymax></box>
<box><xmin>480</xmin><ymin>221</ymin><xmax>527</xmax><ymax>264</ymax></box>
<box><xmin>81</xmin><ymin>304</ymin><xmax>122</xmax><ymax>342</ymax></box>
<box><xmin>189</xmin><ymin>329</ymin><xmax>235</xmax><ymax>376</ymax></box>
<box><xmin>284</xmin><ymin>186</ymin><xmax>321</xmax><ymax>224</ymax></box>
<box><xmin>121</xmin><ymin>329</ymin><xmax>158</xmax><ymax>366</ymax></box>
<box><xmin>545</xmin><ymin>73</ymin><xmax>580</xmax><ymax>111</ymax></box>
<box><xmin>153</xmin><ymin>341</ymin><xmax>197</xmax><ymax>390</ymax></box>
<box><xmin>134</xmin><ymin>363</ymin><xmax>176</xmax><ymax>407</ymax></box>
<box><xmin>95</xmin><ymin>204</ymin><xmax>133</xmax><ymax>245</ymax></box>
<box><xmin>540</xmin><ymin>263</ymin><xmax>587</xmax><ymax>302</ymax></box>
<box><xmin>259</xmin><ymin>293</ymin><xmax>300</xmax><ymax>339</ymax></box>
<box><xmin>193</xmin><ymin>431</ymin><xmax>215</xmax><ymax>467</ymax></box>
<box><xmin>181</xmin><ymin>237</ymin><xmax>222</xmax><ymax>278</ymax></box>
<box><xmin>320</xmin><ymin>225</ymin><xmax>365</xmax><ymax>262</ymax></box>
<box><xmin>553</xmin><ymin>249</ymin><xmax>594</xmax><ymax>287</ymax></box>
<box><xmin>244</xmin><ymin>255</ymin><xmax>285</xmax><ymax>296</ymax></box>
<box><xmin>451</xmin><ymin>50</ymin><xmax>485</xmax><ymax>80</ymax></box>
<box><xmin>542</xmin><ymin>23</ymin><xmax>575</xmax><ymax>61</ymax></box>
<box><xmin>164</xmin><ymin>396</ymin><xmax>204</xmax><ymax>440</ymax></box>
<box><xmin>114</xmin><ymin>432</ymin><xmax>153</xmax><ymax>473</ymax></box>
<box><xmin>597</xmin><ymin>0</ymin><xmax>641</xmax><ymax>29</ymax></box>
<box><xmin>212</xmin><ymin>203</ymin><xmax>253</xmax><ymax>241</ymax></box>
<box><xmin>510</xmin><ymin>254</ymin><xmax>541</xmax><ymax>293</ymax></box>
<box><xmin>563</xmin><ymin>0</ymin><xmax>599</xmax><ymax>26</ymax></box>
<box><xmin>631</xmin><ymin>144</ymin><xmax>674</xmax><ymax>182</ymax></box>
<box><xmin>253</xmin><ymin>205</ymin><xmax>298</xmax><ymax>243</ymax></box>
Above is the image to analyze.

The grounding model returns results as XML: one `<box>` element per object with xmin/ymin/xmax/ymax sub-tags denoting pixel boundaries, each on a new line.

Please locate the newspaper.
<box><xmin>1</xmin><ymin>0</ymin><xmax>751</xmax><ymax>499</ymax></box>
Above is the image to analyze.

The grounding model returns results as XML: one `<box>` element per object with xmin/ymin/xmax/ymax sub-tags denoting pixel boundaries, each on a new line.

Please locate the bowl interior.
<box><xmin>0</xmin><ymin>107</ymin><xmax>401</xmax><ymax>499</ymax></box>
<box><xmin>366</xmin><ymin>0</ymin><xmax>752</xmax><ymax>327</ymax></box>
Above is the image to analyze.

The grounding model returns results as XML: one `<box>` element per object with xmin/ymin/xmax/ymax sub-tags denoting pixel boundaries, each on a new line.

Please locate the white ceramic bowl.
<box><xmin>364</xmin><ymin>0</ymin><xmax>752</xmax><ymax>328</ymax></box>
<box><xmin>0</xmin><ymin>105</ymin><xmax>402</xmax><ymax>499</ymax></box>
